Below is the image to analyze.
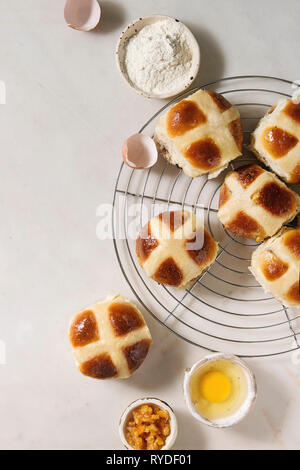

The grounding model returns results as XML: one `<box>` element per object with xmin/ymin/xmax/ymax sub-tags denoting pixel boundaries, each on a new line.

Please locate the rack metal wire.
<box><xmin>112</xmin><ymin>75</ymin><xmax>300</xmax><ymax>357</ymax></box>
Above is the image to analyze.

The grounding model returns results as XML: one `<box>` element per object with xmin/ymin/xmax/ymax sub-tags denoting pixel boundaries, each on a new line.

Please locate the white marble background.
<box><xmin>0</xmin><ymin>0</ymin><xmax>300</xmax><ymax>450</ymax></box>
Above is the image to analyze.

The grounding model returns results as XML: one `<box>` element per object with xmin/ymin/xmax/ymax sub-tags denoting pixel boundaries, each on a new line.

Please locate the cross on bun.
<box><xmin>69</xmin><ymin>295</ymin><xmax>152</xmax><ymax>379</ymax></box>
<box><xmin>136</xmin><ymin>210</ymin><xmax>218</xmax><ymax>289</ymax></box>
<box><xmin>250</xmin><ymin>226</ymin><xmax>300</xmax><ymax>307</ymax></box>
<box><xmin>218</xmin><ymin>164</ymin><xmax>300</xmax><ymax>241</ymax></box>
<box><xmin>250</xmin><ymin>99</ymin><xmax>300</xmax><ymax>183</ymax></box>
<box><xmin>154</xmin><ymin>89</ymin><xmax>243</xmax><ymax>178</ymax></box>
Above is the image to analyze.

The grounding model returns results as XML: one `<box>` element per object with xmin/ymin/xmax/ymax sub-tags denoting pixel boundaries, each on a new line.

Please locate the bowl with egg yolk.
<box><xmin>183</xmin><ymin>353</ymin><xmax>257</xmax><ymax>428</ymax></box>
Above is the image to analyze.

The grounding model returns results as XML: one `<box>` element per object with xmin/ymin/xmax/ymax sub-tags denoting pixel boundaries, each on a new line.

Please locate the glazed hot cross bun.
<box><xmin>218</xmin><ymin>164</ymin><xmax>300</xmax><ymax>241</ymax></box>
<box><xmin>154</xmin><ymin>89</ymin><xmax>243</xmax><ymax>178</ymax></box>
<box><xmin>136</xmin><ymin>210</ymin><xmax>218</xmax><ymax>289</ymax></box>
<box><xmin>250</xmin><ymin>99</ymin><xmax>300</xmax><ymax>183</ymax></box>
<box><xmin>69</xmin><ymin>295</ymin><xmax>152</xmax><ymax>379</ymax></box>
<box><xmin>250</xmin><ymin>226</ymin><xmax>300</xmax><ymax>307</ymax></box>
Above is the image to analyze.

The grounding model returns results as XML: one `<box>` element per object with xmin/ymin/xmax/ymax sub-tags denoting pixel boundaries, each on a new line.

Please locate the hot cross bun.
<box><xmin>69</xmin><ymin>295</ymin><xmax>152</xmax><ymax>379</ymax></box>
<box><xmin>250</xmin><ymin>99</ymin><xmax>300</xmax><ymax>183</ymax></box>
<box><xmin>154</xmin><ymin>89</ymin><xmax>243</xmax><ymax>178</ymax></box>
<box><xmin>136</xmin><ymin>210</ymin><xmax>218</xmax><ymax>289</ymax></box>
<box><xmin>218</xmin><ymin>164</ymin><xmax>300</xmax><ymax>241</ymax></box>
<box><xmin>250</xmin><ymin>226</ymin><xmax>300</xmax><ymax>307</ymax></box>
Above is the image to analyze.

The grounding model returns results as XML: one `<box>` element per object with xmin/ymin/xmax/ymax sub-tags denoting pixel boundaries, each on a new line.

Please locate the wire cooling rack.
<box><xmin>112</xmin><ymin>75</ymin><xmax>300</xmax><ymax>358</ymax></box>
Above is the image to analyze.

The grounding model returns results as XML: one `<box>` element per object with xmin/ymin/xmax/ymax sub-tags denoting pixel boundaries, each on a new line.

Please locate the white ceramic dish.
<box><xmin>183</xmin><ymin>353</ymin><xmax>257</xmax><ymax>428</ymax></box>
<box><xmin>119</xmin><ymin>397</ymin><xmax>178</xmax><ymax>450</ymax></box>
<box><xmin>64</xmin><ymin>0</ymin><xmax>101</xmax><ymax>32</ymax></box>
<box><xmin>116</xmin><ymin>15</ymin><xmax>200</xmax><ymax>99</ymax></box>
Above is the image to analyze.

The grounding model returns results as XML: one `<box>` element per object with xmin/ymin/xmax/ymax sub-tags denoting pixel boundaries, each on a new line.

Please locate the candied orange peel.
<box><xmin>125</xmin><ymin>403</ymin><xmax>171</xmax><ymax>450</ymax></box>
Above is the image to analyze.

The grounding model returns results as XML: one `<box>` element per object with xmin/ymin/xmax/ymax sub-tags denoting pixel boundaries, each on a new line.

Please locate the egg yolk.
<box><xmin>199</xmin><ymin>370</ymin><xmax>232</xmax><ymax>403</ymax></box>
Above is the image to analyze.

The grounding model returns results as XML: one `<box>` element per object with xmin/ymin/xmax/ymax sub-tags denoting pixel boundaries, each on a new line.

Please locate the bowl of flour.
<box><xmin>116</xmin><ymin>15</ymin><xmax>200</xmax><ymax>99</ymax></box>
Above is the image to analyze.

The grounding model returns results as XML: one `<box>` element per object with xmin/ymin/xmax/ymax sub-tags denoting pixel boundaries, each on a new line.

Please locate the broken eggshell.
<box><xmin>64</xmin><ymin>0</ymin><xmax>101</xmax><ymax>32</ymax></box>
<box><xmin>122</xmin><ymin>134</ymin><xmax>158</xmax><ymax>169</ymax></box>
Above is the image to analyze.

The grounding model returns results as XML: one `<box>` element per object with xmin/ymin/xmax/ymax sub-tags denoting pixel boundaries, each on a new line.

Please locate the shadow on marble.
<box><xmin>125</xmin><ymin>312</ymin><xmax>188</xmax><ymax>391</ymax></box>
<box><xmin>92</xmin><ymin>1</ymin><xmax>126</xmax><ymax>34</ymax></box>
<box><xmin>231</xmin><ymin>363</ymin><xmax>288</xmax><ymax>449</ymax></box>
<box><xmin>184</xmin><ymin>23</ymin><xmax>225</xmax><ymax>88</ymax></box>
<box><xmin>174</xmin><ymin>408</ymin><xmax>205</xmax><ymax>450</ymax></box>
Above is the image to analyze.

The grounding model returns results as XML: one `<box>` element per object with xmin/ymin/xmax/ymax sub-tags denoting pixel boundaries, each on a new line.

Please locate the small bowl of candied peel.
<box><xmin>119</xmin><ymin>398</ymin><xmax>178</xmax><ymax>450</ymax></box>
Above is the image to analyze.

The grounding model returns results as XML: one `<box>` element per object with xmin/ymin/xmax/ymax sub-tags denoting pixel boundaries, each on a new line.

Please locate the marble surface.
<box><xmin>1</xmin><ymin>0</ymin><xmax>300</xmax><ymax>450</ymax></box>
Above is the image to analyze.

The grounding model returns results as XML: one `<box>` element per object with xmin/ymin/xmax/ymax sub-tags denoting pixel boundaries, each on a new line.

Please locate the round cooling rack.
<box><xmin>112</xmin><ymin>75</ymin><xmax>300</xmax><ymax>358</ymax></box>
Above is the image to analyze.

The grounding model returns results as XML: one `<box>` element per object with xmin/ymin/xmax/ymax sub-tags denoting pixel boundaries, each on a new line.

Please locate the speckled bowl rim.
<box><xmin>183</xmin><ymin>353</ymin><xmax>257</xmax><ymax>428</ymax></box>
<box><xmin>116</xmin><ymin>14</ymin><xmax>201</xmax><ymax>99</ymax></box>
<box><xmin>119</xmin><ymin>397</ymin><xmax>178</xmax><ymax>450</ymax></box>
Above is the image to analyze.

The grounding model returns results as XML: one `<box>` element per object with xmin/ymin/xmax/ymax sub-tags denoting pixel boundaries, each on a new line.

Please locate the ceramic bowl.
<box><xmin>116</xmin><ymin>15</ymin><xmax>200</xmax><ymax>99</ymax></box>
<box><xmin>183</xmin><ymin>353</ymin><xmax>257</xmax><ymax>428</ymax></box>
<box><xmin>119</xmin><ymin>397</ymin><xmax>178</xmax><ymax>450</ymax></box>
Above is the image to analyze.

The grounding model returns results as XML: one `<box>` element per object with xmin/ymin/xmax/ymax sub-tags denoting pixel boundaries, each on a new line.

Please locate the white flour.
<box><xmin>124</xmin><ymin>20</ymin><xmax>193</xmax><ymax>96</ymax></box>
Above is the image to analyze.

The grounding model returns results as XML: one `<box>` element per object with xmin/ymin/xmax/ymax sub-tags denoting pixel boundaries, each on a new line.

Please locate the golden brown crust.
<box><xmin>109</xmin><ymin>302</ymin><xmax>144</xmax><ymax>337</ymax></box>
<box><xmin>219</xmin><ymin>183</ymin><xmax>231</xmax><ymax>208</ymax></box>
<box><xmin>283</xmin><ymin>101</ymin><xmax>300</xmax><ymax>124</ymax></box>
<box><xmin>185</xmin><ymin>228</ymin><xmax>217</xmax><ymax>267</ymax></box>
<box><xmin>283</xmin><ymin>230</ymin><xmax>300</xmax><ymax>259</ymax></box>
<box><xmin>254</xmin><ymin>182</ymin><xmax>297</xmax><ymax>217</ymax></box>
<box><xmin>183</xmin><ymin>138</ymin><xmax>221</xmax><ymax>170</ymax></box>
<box><xmin>136</xmin><ymin>210</ymin><xmax>218</xmax><ymax>288</ymax></box>
<box><xmin>69</xmin><ymin>310</ymin><xmax>99</xmax><ymax>348</ymax></box>
<box><xmin>136</xmin><ymin>223</ymin><xmax>159</xmax><ymax>264</ymax></box>
<box><xmin>155</xmin><ymin>89</ymin><xmax>242</xmax><ymax>178</ymax></box>
<box><xmin>207</xmin><ymin>90</ymin><xmax>231</xmax><ymax>112</ymax></box>
<box><xmin>262</xmin><ymin>127</ymin><xmax>298</xmax><ymax>158</ymax></box>
<box><xmin>229</xmin><ymin>118</ymin><xmax>243</xmax><ymax>152</ymax></box>
<box><xmin>166</xmin><ymin>100</ymin><xmax>206</xmax><ymax>138</ymax></box>
<box><xmin>261</xmin><ymin>252</ymin><xmax>289</xmax><ymax>281</ymax></box>
<box><xmin>153</xmin><ymin>257</ymin><xmax>183</xmax><ymax>287</ymax></box>
<box><xmin>235</xmin><ymin>164</ymin><xmax>263</xmax><ymax>188</ymax></box>
<box><xmin>226</xmin><ymin>210</ymin><xmax>266</xmax><ymax>240</ymax></box>
<box><xmin>79</xmin><ymin>354</ymin><xmax>118</xmax><ymax>379</ymax></box>
<box><xmin>290</xmin><ymin>163</ymin><xmax>300</xmax><ymax>184</ymax></box>
<box><xmin>123</xmin><ymin>339</ymin><xmax>152</xmax><ymax>372</ymax></box>
<box><xmin>285</xmin><ymin>281</ymin><xmax>300</xmax><ymax>305</ymax></box>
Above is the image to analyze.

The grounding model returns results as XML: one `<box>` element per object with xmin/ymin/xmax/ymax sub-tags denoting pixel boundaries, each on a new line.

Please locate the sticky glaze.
<box><xmin>207</xmin><ymin>91</ymin><xmax>231</xmax><ymax>112</ymax></box>
<box><xmin>123</xmin><ymin>339</ymin><xmax>151</xmax><ymax>372</ymax></box>
<box><xmin>69</xmin><ymin>310</ymin><xmax>99</xmax><ymax>348</ymax></box>
<box><xmin>284</xmin><ymin>101</ymin><xmax>300</xmax><ymax>124</ymax></box>
<box><xmin>283</xmin><ymin>230</ymin><xmax>300</xmax><ymax>259</ymax></box>
<box><xmin>109</xmin><ymin>302</ymin><xmax>144</xmax><ymax>337</ymax></box>
<box><xmin>184</xmin><ymin>138</ymin><xmax>221</xmax><ymax>170</ymax></box>
<box><xmin>186</xmin><ymin>228</ymin><xmax>217</xmax><ymax>266</ymax></box>
<box><xmin>263</xmin><ymin>127</ymin><xmax>298</xmax><ymax>158</ymax></box>
<box><xmin>219</xmin><ymin>183</ymin><xmax>231</xmax><ymax>207</ymax></box>
<box><xmin>80</xmin><ymin>354</ymin><xmax>118</xmax><ymax>379</ymax></box>
<box><xmin>136</xmin><ymin>223</ymin><xmax>159</xmax><ymax>263</ymax></box>
<box><xmin>285</xmin><ymin>281</ymin><xmax>300</xmax><ymax>304</ymax></box>
<box><xmin>154</xmin><ymin>257</ymin><xmax>183</xmax><ymax>286</ymax></box>
<box><xmin>255</xmin><ymin>182</ymin><xmax>296</xmax><ymax>217</ymax></box>
<box><xmin>261</xmin><ymin>252</ymin><xmax>289</xmax><ymax>281</ymax></box>
<box><xmin>229</xmin><ymin>119</ymin><xmax>243</xmax><ymax>151</ymax></box>
<box><xmin>236</xmin><ymin>164</ymin><xmax>263</xmax><ymax>188</ymax></box>
<box><xmin>167</xmin><ymin>100</ymin><xmax>206</xmax><ymax>137</ymax></box>
<box><xmin>226</xmin><ymin>210</ymin><xmax>265</xmax><ymax>239</ymax></box>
